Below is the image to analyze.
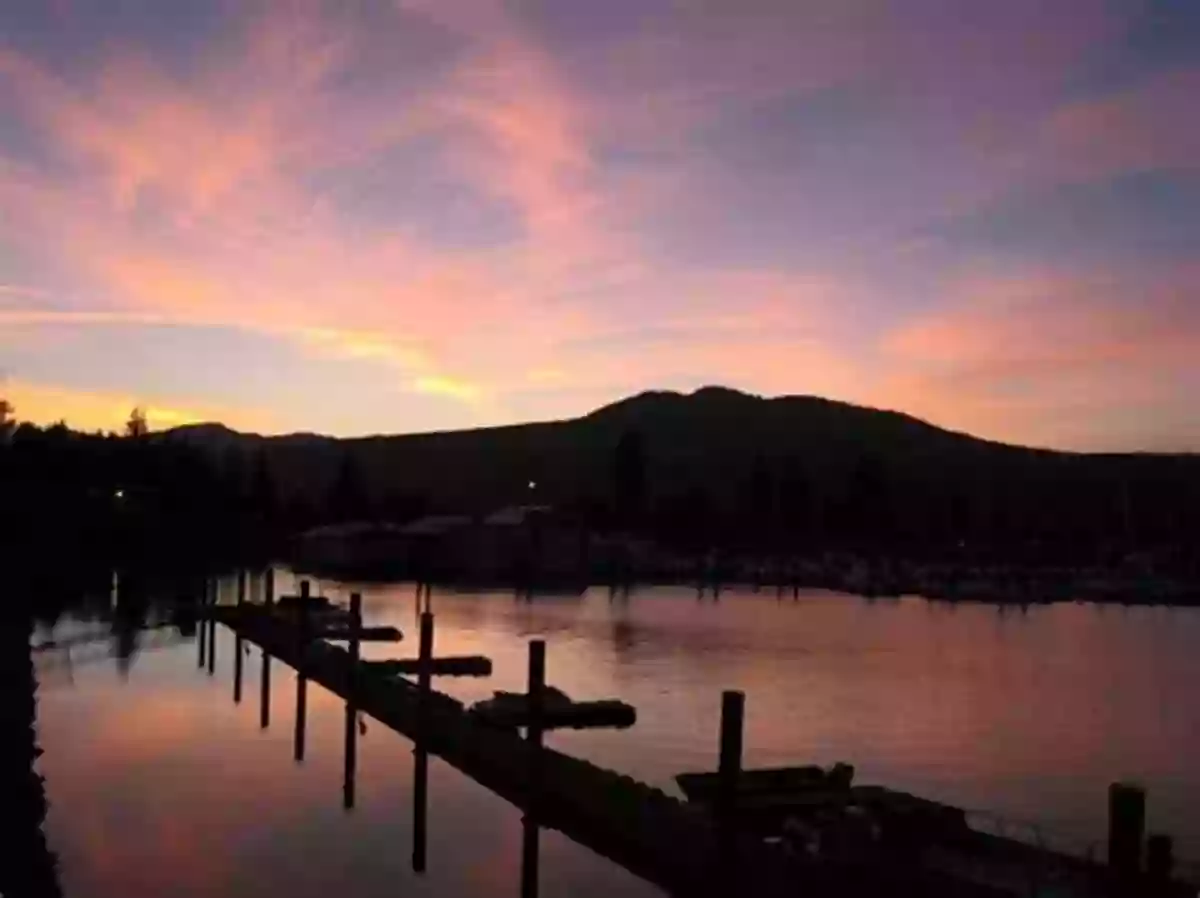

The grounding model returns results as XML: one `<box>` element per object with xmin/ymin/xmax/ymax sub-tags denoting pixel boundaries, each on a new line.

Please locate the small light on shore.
<box><xmin>528</xmin><ymin>480</ymin><xmax>537</xmax><ymax>491</ymax></box>
<box><xmin>115</xmin><ymin>489</ymin><xmax>124</xmax><ymax>500</ymax></box>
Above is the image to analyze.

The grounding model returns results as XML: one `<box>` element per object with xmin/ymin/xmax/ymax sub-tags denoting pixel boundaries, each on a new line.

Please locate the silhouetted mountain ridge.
<box><xmin>161</xmin><ymin>387</ymin><xmax>1199</xmax><ymax>533</ymax></box>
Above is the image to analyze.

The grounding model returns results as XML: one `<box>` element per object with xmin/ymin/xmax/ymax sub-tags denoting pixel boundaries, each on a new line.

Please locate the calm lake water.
<box><xmin>33</xmin><ymin>577</ymin><xmax>1200</xmax><ymax>896</ymax></box>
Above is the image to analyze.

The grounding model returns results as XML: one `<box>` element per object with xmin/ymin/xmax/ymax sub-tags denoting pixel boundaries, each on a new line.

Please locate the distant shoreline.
<box><xmin>294</xmin><ymin>557</ymin><xmax>1200</xmax><ymax>608</ymax></box>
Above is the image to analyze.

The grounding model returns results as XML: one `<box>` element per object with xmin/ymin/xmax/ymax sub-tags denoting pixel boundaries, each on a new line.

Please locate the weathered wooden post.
<box><xmin>227</xmin><ymin>572</ymin><xmax>243</xmax><ymax>690</ymax></box>
<box><xmin>233</xmin><ymin>576</ymin><xmax>243</xmax><ymax>701</ymax></box>
<box><xmin>233</xmin><ymin>632</ymin><xmax>244</xmax><ymax>704</ymax></box>
<box><xmin>260</xmin><ymin>649</ymin><xmax>271</xmax><ymax>729</ymax></box>
<box><xmin>294</xmin><ymin>670</ymin><xmax>308</xmax><ymax>762</ymax></box>
<box><xmin>717</xmin><ymin>690</ymin><xmax>745</xmax><ymax>870</ymax></box>
<box><xmin>348</xmin><ymin>593</ymin><xmax>362</xmax><ymax>665</ymax></box>
<box><xmin>264</xmin><ymin>568</ymin><xmax>275</xmax><ymax>609</ymax></box>
<box><xmin>197</xmin><ymin>579</ymin><xmax>208</xmax><ymax>668</ymax></box>
<box><xmin>300</xmin><ymin>579</ymin><xmax>310</xmax><ymax>601</ymax></box>
<box><xmin>418</xmin><ymin>612</ymin><xmax>434</xmax><ymax>698</ymax></box>
<box><xmin>527</xmin><ymin>640</ymin><xmax>546</xmax><ymax>752</ymax></box>
<box><xmin>1108</xmin><ymin>782</ymin><xmax>1146</xmax><ymax>886</ymax></box>
<box><xmin>343</xmin><ymin>592</ymin><xmax>362</xmax><ymax>810</ymax></box>
<box><xmin>1146</xmin><ymin>833</ymin><xmax>1174</xmax><ymax>893</ymax></box>
<box><xmin>206</xmin><ymin>578</ymin><xmax>217</xmax><ymax>676</ymax></box>
<box><xmin>210</xmin><ymin>579</ymin><xmax>220</xmax><ymax>666</ymax></box>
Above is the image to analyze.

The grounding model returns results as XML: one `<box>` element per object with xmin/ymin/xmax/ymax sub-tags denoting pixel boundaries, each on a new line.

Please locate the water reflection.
<box><xmin>31</xmin><ymin>570</ymin><xmax>1200</xmax><ymax>896</ymax></box>
<box><xmin>521</xmin><ymin>813</ymin><xmax>540</xmax><ymax>898</ymax></box>
<box><xmin>413</xmin><ymin>735</ymin><xmax>428</xmax><ymax>873</ymax></box>
<box><xmin>343</xmin><ymin>594</ymin><xmax>362</xmax><ymax>811</ymax></box>
<box><xmin>294</xmin><ymin>655</ymin><xmax>307</xmax><ymax>761</ymax></box>
<box><xmin>211</xmin><ymin>591</ymin><xmax>550</xmax><ymax>897</ymax></box>
<box><xmin>343</xmin><ymin>697</ymin><xmax>357</xmax><ymax>810</ymax></box>
<box><xmin>214</xmin><ymin>587</ymin><xmax>555</xmax><ymax>896</ymax></box>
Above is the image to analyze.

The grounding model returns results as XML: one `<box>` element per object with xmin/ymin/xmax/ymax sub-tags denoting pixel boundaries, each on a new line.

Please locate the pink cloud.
<box><xmin>0</xmin><ymin>50</ymin><xmax>276</xmax><ymax>214</ymax></box>
<box><xmin>876</xmin><ymin>269</ymin><xmax>1200</xmax><ymax>448</ymax></box>
<box><xmin>0</xmin><ymin>6</ymin><xmax>624</xmax><ymax>413</ymax></box>
<box><xmin>1045</xmin><ymin>68</ymin><xmax>1200</xmax><ymax>178</ymax></box>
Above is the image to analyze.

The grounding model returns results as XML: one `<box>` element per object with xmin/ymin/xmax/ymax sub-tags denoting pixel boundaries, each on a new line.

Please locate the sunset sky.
<box><xmin>1</xmin><ymin>0</ymin><xmax>1197</xmax><ymax>449</ymax></box>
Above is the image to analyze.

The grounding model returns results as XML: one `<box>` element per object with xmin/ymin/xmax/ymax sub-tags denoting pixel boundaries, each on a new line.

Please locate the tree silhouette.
<box><xmin>612</xmin><ymin>429</ymin><xmax>646</xmax><ymax>528</ymax></box>
<box><xmin>654</xmin><ymin>484</ymin><xmax>714</xmax><ymax>553</ymax></box>
<box><xmin>843</xmin><ymin>454</ymin><xmax>893</xmax><ymax>551</ymax></box>
<box><xmin>249</xmin><ymin>449</ymin><xmax>277</xmax><ymax>519</ymax></box>
<box><xmin>327</xmin><ymin>450</ymin><xmax>371</xmax><ymax>522</ymax></box>
<box><xmin>779</xmin><ymin>463</ymin><xmax>814</xmax><ymax>547</ymax></box>
<box><xmin>125</xmin><ymin>407</ymin><xmax>148</xmax><ymax>438</ymax></box>
<box><xmin>745</xmin><ymin>454</ymin><xmax>775</xmax><ymax>537</ymax></box>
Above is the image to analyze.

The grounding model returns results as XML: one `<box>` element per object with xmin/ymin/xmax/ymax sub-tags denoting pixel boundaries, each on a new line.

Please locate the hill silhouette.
<box><xmin>165</xmin><ymin>386</ymin><xmax>994</xmax><ymax>506</ymax></box>
<box><xmin>162</xmin><ymin>386</ymin><xmax>1200</xmax><ymax>559</ymax></box>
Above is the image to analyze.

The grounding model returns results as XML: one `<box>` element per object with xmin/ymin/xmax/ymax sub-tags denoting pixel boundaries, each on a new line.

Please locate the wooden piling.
<box><xmin>260</xmin><ymin>649</ymin><xmax>271</xmax><ymax>729</ymax></box>
<box><xmin>294</xmin><ymin>667</ymin><xmax>308</xmax><ymax>762</ymax></box>
<box><xmin>237</xmin><ymin>570</ymin><xmax>246</xmax><ymax>607</ymax></box>
<box><xmin>1108</xmin><ymin>782</ymin><xmax>1146</xmax><ymax>883</ymax></box>
<box><xmin>233</xmin><ymin>634</ymin><xmax>243</xmax><ymax>704</ymax></box>
<box><xmin>527</xmin><ymin>640</ymin><xmax>546</xmax><ymax>752</ymax></box>
<box><xmin>197</xmin><ymin>582</ymin><xmax>208</xmax><ymax>668</ymax></box>
<box><xmin>348</xmin><ymin>593</ymin><xmax>362</xmax><ymax>666</ymax></box>
<box><xmin>418</xmin><ymin>612</ymin><xmax>434</xmax><ymax>700</ymax></box>
<box><xmin>206</xmin><ymin>582</ymin><xmax>217</xmax><ymax>676</ymax></box>
<box><xmin>717</xmin><ymin>690</ymin><xmax>745</xmax><ymax>874</ymax></box>
<box><xmin>264</xmin><ymin>568</ymin><xmax>275</xmax><ymax>608</ymax></box>
<box><xmin>300</xmin><ymin>579</ymin><xmax>310</xmax><ymax>601</ymax></box>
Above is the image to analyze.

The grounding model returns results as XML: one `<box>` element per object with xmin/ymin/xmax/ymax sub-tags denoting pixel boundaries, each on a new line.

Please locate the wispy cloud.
<box><xmin>1040</xmin><ymin>67</ymin><xmax>1200</xmax><ymax>180</ymax></box>
<box><xmin>412</xmin><ymin>374</ymin><xmax>483</xmax><ymax>403</ymax></box>
<box><xmin>876</xmin><ymin>268</ymin><xmax>1200</xmax><ymax>448</ymax></box>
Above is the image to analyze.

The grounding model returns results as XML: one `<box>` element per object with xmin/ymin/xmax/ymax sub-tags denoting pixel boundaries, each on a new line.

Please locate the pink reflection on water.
<box><xmin>37</xmin><ymin>621</ymin><xmax>657</xmax><ymax>898</ymax></box>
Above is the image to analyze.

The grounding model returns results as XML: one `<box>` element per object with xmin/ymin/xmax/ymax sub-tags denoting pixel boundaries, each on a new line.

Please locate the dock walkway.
<box><xmin>213</xmin><ymin>604</ymin><xmax>1002</xmax><ymax>898</ymax></box>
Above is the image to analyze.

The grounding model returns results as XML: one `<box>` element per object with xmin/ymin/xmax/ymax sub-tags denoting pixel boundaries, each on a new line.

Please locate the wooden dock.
<box><xmin>676</xmin><ymin>764</ymin><xmax>1196</xmax><ymax>898</ymax></box>
<box><xmin>470</xmin><ymin>688</ymin><xmax>636</xmax><ymax>730</ymax></box>
<box><xmin>365</xmin><ymin>656</ymin><xmax>493</xmax><ymax>677</ymax></box>
<box><xmin>314</xmin><ymin>624</ymin><xmax>403</xmax><ymax>642</ymax></box>
<box><xmin>210</xmin><ymin>603</ymin><xmax>1002</xmax><ymax>898</ymax></box>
